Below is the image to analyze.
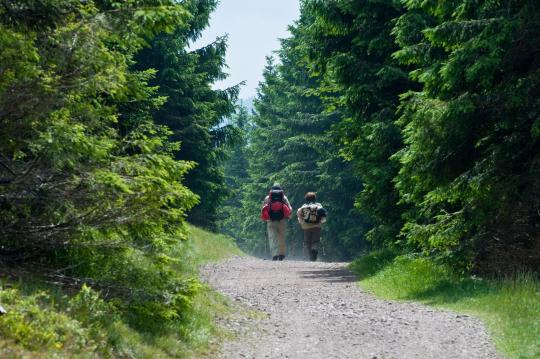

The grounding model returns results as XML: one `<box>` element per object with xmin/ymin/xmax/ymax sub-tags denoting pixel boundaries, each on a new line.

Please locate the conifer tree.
<box><xmin>218</xmin><ymin>105</ymin><xmax>252</xmax><ymax>245</ymax></box>
<box><xmin>232</xmin><ymin>17</ymin><xmax>369</xmax><ymax>259</ymax></box>
<box><xmin>393</xmin><ymin>0</ymin><xmax>540</xmax><ymax>271</ymax></box>
<box><xmin>0</xmin><ymin>0</ymin><xmax>205</xmax><ymax>323</ymax></box>
<box><xmin>134</xmin><ymin>0</ymin><xmax>240</xmax><ymax>229</ymax></box>
<box><xmin>302</xmin><ymin>0</ymin><xmax>412</xmax><ymax>249</ymax></box>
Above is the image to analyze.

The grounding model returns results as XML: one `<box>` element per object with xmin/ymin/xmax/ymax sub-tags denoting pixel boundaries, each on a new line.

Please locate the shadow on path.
<box><xmin>298</xmin><ymin>267</ymin><xmax>358</xmax><ymax>283</ymax></box>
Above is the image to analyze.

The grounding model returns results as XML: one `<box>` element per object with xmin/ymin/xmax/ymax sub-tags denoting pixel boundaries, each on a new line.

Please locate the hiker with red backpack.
<box><xmin>260</xmin><ymin>183</ymin><xmax>292</xmax><ymax>261</ymax></box>
<box><xmin>297</xmin><ymin>192</ymin><xmax>327</xmax><ymax>261</ymax></box>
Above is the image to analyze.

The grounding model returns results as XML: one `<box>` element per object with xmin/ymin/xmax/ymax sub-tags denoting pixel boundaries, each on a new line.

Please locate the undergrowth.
<box><xmin>0</xmin><ymin>225</ymin><xmax>240</xmax><ymax>358</ymax></box>
<box><xmin>350</xmin><ymin>252</ymin><xmax>540</xmax><ymax>359</ymax></box>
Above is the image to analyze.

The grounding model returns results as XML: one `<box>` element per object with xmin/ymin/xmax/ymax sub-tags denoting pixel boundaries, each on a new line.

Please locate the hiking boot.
<box><xmin>310</xmin><ymin>250</ymin><xmax>318</xmax><ymax>261</ymax></box>
<box><xmin>272</xmin><ymin>255</ymin><xmax>278</xmax><ymax>261</ymax></box>
<box><xmin>278</xmin><ymin>255</ymin><xmax>285</xmax><ymax>261</ymax></box>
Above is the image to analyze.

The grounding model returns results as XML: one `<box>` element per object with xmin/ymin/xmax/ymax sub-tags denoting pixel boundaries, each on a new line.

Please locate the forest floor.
<box><xmin>201</xmin><ymin>257</ymin><xmax>502</xmax><ymax>359</ymax></box>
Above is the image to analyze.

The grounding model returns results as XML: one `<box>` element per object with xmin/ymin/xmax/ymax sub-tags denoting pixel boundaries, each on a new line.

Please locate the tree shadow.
<box><xmin>348</xmin><ymin>249</ymin><xmax>397</xmax><ymax>280</ymax></box>
<box><xmin>299</xmin><ymin>268</ymin><xmax>358</xmax><ymax>283</ymax></box>
<box><xmin>402</xmin><ymin>278</ymin><xmax>494</xmax><ymax>305</ymax></box>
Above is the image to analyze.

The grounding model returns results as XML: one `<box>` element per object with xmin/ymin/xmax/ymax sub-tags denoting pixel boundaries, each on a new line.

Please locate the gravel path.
<box><xmin>202</xmin><ymin>257</ymin><xmax>502</xmax><ymax>359</ymax></box>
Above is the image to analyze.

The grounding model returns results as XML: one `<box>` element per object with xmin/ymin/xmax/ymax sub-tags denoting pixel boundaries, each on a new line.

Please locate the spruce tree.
<box><xmin>218</xmin><ymin>105</ymin><xmax>252</xmax><ymax>245</ymax></box>
<box><xmin>231</xmin><ymin>17</ymin><xmax>369</xmax><ymax>259</ymax></box>
<box><xmin>393</xmin><ymin>0</ymin><xmax>540</xmax><ymax>272</ymax></box>
<box><xmin>134</xmin><ymin>0</ymin><xmax>240</xmax><ymax>229</ymax></box>
<box><xmin>0</xmin><ymin>0</ymin><xmax>202</xmax><ymax>321</ymax></box>
<box><xmin>302</xmin><ymin>0</ymin><xmax>412</xmax><ymax>249</ymax></box>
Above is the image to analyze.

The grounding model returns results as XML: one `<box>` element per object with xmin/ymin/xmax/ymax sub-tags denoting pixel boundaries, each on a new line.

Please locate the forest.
<box><xmin>221</xmin><ymin>0</ymin><xmax>540</xmax><ymax>274</ymax></box>
<box><xmin>0</xmin><ymin>0</ymin><xmax>539</xmax><ymax>356</ymax></box>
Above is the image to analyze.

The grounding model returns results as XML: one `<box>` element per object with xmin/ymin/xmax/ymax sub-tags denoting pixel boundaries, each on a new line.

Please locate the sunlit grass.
<box><xmin>184</xmin><ymin>224</ymin><xmax>244</xmax><ymax>265</ymax></box>
<box><xmin>350</xmin><ymin>253</ymin><xmax>540</xmax><ymax>359</ymax></box>
<box><xmin>0</xmin><ymin>225</ymin><xmax>243</xmax><ymax>358</ymax></box>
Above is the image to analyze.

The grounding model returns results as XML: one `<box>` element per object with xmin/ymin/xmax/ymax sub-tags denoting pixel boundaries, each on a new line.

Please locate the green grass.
<box><xmin>183</xmin><ymin>224</ymin><xmax>244</xmax><ymax>265</ymax></box>
<box><xmin>0</xmin><ymin>225</ymin><xmax>242</xmax><ymax>358</ymax></box>
<box><xmin>350</xmin><ymin>252</ymin><xmax>540</xmax><ymax>359</ymax></box>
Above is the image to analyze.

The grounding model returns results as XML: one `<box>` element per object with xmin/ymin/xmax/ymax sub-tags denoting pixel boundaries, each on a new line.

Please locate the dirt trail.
<box><xmin>202</xmin><ymin>257</ymin><xmax>501</xmax><ymax>359</ymax></box>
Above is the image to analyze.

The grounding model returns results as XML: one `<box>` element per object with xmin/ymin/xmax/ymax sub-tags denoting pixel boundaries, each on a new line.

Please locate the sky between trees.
<box><xmin>191</xmin><ymin>0</ymin><xmax>300</xmax><ymax>99</ymax></box>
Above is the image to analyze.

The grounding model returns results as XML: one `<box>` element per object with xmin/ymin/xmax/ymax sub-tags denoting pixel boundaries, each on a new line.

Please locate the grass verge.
<box><xmin>183</xmin><ymin>225</ymin><xmax>244</xmax><ymax>265</ymax></box>
<box><xmin>0</xmin><ymin>224</ymin><xmax>242</xmax><ymax>358</ymax></box>
<box><xmin>350</xmin><ymin>252</ymin><xmax>540</xmax><ymax>359</ymax></box>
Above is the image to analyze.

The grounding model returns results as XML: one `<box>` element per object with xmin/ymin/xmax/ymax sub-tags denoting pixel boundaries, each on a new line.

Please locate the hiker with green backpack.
<box><xmin>297</xmin><ymin>192</ymin><xmax>327</xmax><ymax>261</ymax></box>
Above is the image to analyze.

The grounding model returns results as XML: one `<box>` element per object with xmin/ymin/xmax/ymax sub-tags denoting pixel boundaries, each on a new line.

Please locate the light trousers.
<box><xmin>267</xmin><ymin>219</ymin><xmax>287</xmax><ymax>256</ymax></box>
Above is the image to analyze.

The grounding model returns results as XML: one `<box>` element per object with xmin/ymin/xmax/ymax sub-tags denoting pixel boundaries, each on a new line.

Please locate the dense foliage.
<box><xmin>1</xmin><ymin>0</ymin><xmax>538</xmax><ymax>353</ymax></box>
<box><xmin>221</xmin><ymin>0</ymin><xmax>540</xmax><ymax>272</ymax></box>
<box><xmin>134</xmin><ymin>0</ymin><xmax>240</xmax><ymax>229</ymax></box>
<box><xmin>0</xmin><ymin>225</ymin><xmax>241</xmax><ymax>357</ymax></box>
<box><xmin>220</xmin><ymin>17</ymin><xmax>369</xmax><ymax>259</ymax></box>
<box><xmin>302</xmin><ymin>0</ymin><xmax>412</xmax><ymax>249</ymax></box>
<box><xmin>300</xmin><ymin>0</ymin><xmax>540</xmax><ymax>272</ymax></box>
<box><xmin>218</xmin><ymin>105</ymin><xmax>252</xmax><ymax>245</ymax></box>
<box><xmin>0</xmin><ymin>0</ymin><xmax>237</xmax><ymax>342</ymax></box>
<box><xmin>3</xmin><ymin>2</ymin><xmax>540</xmax><ymax>353</ymax></box>
<box><xmin>393</xmin><ymin>0</ymin><xmax>540</xmax><ymax>273</ymax></box>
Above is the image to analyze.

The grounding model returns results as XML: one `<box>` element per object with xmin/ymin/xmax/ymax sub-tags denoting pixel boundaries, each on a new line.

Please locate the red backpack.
<box><xmin>262</xmin><ymin>189</ymin><xmax>291</xmax><ymax>221</ymax></box>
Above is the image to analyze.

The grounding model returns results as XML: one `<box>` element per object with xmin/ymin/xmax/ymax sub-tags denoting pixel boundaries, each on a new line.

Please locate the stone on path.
<box><xmin>202</xmin><ymin>257</ymin><xmax>502</xmax><ymax>359</ymax></box>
